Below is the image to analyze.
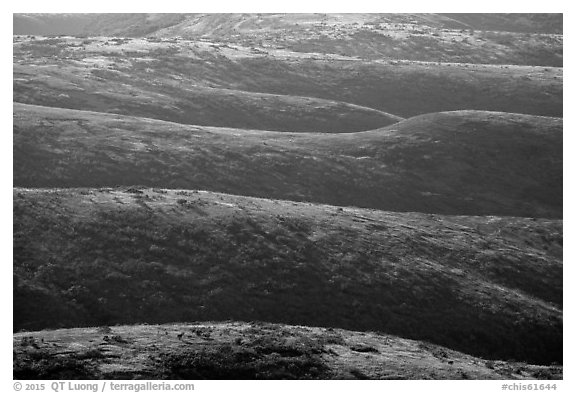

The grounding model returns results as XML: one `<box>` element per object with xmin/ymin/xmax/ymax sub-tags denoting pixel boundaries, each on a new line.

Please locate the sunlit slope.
<box><xmin>14</xmin><ymin>103</ymin><xmax>562</xmax><ymax>218</ymax></box>
<box><xmin>13</xmin><ymin>321</ymin><xmax>563</xmax><ymax>380</ymax></box>
<box><xmin>13</xmin><ymin>38</ymin><xmax>400</xmax><ymax>133</ymax></box>
<box><xmin>438</xmin><ymin>13</ymin><xmax>562</xmax><ymax>34</ymax></box>
<box><xmin>14</xmin><ymin>14</ymin><xmax>562</xmax><ymax>66</ymax></box>
<box><xmin>13</xmin><ymin>36</ymin><xmax>563</xmax><ymax>119</ymax></box>
<box><xmin>152</xmin><ymin>14</ymin><xmax>562</xmax><ymax>66</ymax></box>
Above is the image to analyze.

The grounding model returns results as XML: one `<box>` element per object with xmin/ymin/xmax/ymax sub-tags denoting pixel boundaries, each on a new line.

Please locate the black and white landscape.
<box><xmin>13</xmin><ymin>13</ymin><xmax>562</xmax><ymax>380</ymax></box>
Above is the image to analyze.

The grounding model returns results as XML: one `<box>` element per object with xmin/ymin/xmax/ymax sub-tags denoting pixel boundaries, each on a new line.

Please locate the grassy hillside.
<box><xmin>14</xmin><ymin>14</ymin><xmax>562</xmax><ymax>66</ymax></box>
<box><xmin>13</xmin><ymin>36</ymin><xmax>562</xmax><ymax>119</ymax></box>
<box><xmin>439</xmin><ymin>14</ymin><xmax>562</xmax><ymax>34</ymax></box>
<box><xmin>13</xmin><ymin>321</ymin><xmax>563</xmax><ymax>380</ymax></box>
<box><xmin>13</xmin><ymin>188</ymin><xmax>562</xmax><ymax>365</ymax></box>
<box><xmin>154</xmin><ymin>14</ymin><xmax>562</xmax><ymax>66</ymax></box>
<box><xmin>13</xmin><ymin>14</ymin><xmax>190</xmax><ymax>37</ymax></box>
<box><xmin>14</xmin><ymin>103</ymin><xmax>562</xmax><ymax>218</ymax></box>
<box><xmin>13</xmin><ymin>14</ymin><xmax>97</xmax><ymax>36</ymax></box>
<box><xmin>12</xmin><ymin>37</ymin><xmax>401</xmax><ymax>133</ymax></box>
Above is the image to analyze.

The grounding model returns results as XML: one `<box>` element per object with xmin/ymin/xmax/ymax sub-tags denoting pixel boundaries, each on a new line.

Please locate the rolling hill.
<box><xmin>14</xmin><ymin>103</ymin><xmax>562</xmax><ymax>218</ymax></box>
<box><xmin>13</xmin><ymin>36</ymin><xmax>563</xmax><ymax>120</ymax></box>
<box><xmin>14</xmin><ymin>13</ymin><xmax>563</xmax><ymax>37</ymax></box>
<box><xmin>438</xmin><ymin>13</ymin><xmax>563</xmax><ymax>34</ymax></box>
<box><xmin>13</xmin><ymin>321</ymin><xmax>563</xmax><ymax>380</ymax></box>
<box><xmin>12</xmin><ymin>13</ymin><xmax>564</xmax><ymax>380</ymax></box>
<box><xmin>13</xmin><ymin>13</ymin><xmax>97</xmax><ymax>36</ymax></box>
<box><xmin>14</xmin><ymin>13</ymin><xmax>562</xmax><ymax>66</ymax></box>
<box><xmin>13</xmin><ymin>187</ymin><xmax>562</xmax><ymax>365</ymax></box>
<box><xmin>151</xmin><ymin>14</ymin><xmax>563</xmax><ymax>67</ymax></box>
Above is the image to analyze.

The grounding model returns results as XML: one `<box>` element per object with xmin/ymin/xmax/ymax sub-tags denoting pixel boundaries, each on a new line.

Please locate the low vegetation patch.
<box><xmin>13</xmin><ymin>188</ymin><xmax>562</xmax><ymax>365</ymax></box>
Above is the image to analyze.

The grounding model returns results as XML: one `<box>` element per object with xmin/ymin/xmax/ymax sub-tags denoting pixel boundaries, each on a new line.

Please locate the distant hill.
<box><xmin>14</xmin><ymin>13</ymin><xmax>562</xmax><ymax>37</ymax></box>
<box><xmin>13</xmin><ymin>187</ymin><xmax>562</xmax><ymax>364</ymax></box>
<box><xmin>151</xmin><ymin>14</ymin><xmax>563</xmax><ymax>66</ymax></box>
<box><xmin>13</xmin><ymin>13</ymin><xmax>562</xmax><ymax>66</ymax></box>
<box><xmin>13</xmin><ymin>14</ymin><xmax>96</xmax><ymax>36</ymax></box>
<box><xmin>13</xmin><ymin>14</ymin><xmax>189</xmax><ymax>37</ymax></box>
<box><xmin>14</xmin><ymin>103</ymin><xmax>562</xmax><ymax>218</ymax></box>
<box><xmin>12</xmin><ymin>36</ymin><xmax>402</xmax><ymax>133</ymax></box>
<box><xmin>439</xmin><ymin>13</ymin><xmax>562</xmax><ymax>34</ymax></box>
<box><xmin>13</xmin><ymin>36</ymin><xmax>563</xmax><ymax>121</ymax></box>
<box><xmin>13</xmin><ymin>321</ymin><xmax>563</xmax><ymax>379</ymax></box>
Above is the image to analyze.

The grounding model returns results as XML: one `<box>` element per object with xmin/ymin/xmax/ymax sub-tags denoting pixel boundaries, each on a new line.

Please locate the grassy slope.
<box><xmin>13</xmin><ymin>187</ymin><xmax>562</xmax><ymax>365</ymax></box>
<box><xmin>14</xmin><ymin>14</ymin><xmax>561</xmax><ymax>66</ymax></box>
<box><xmin>152</xmin><ymin>14</ymin><xmax>562</xmax><ymax>67</ymax></box>
<box><xmin>13</xmin><ymin>36</ymin><xmax>562</xmax><ymax>120</ymax></box>
<box><xmin>14</xmin><ymin>13</ymin><xmax>563</xmax><ymax>35</ymax></box>
<box><xmin>438</xmin><ymin>14</ymin><xmax>562</xmax><ymax>34</ymax></box>
<box><xmin>12</xmin><ymin>38</ymin><xmax>400</xmax><ymax>133</ymax></box>
<box><xmin>13</xmin><ymin>13</ymin><xmax>190</xmax><ymax>37</ymax></box>
<box><xmin>13</xmin><ymin>14</ymin><xmax>97</xmax><ymax>36</ymax></box>
<box><xmin>13</xmin><ymin>322</ymin><xmax>563</xmax><ymax>380</ymax></box>
<box><xmin>14</xmin><ymin>103</ymin><xmax>562</xmax><ymax>218</ymax></box>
